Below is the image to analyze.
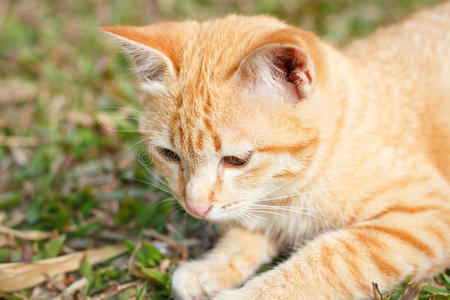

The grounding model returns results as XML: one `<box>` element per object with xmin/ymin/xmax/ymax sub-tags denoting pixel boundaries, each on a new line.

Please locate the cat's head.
<box><xmin>100</xmin><ymin>15</ymin><xmax>330</xmax><ymax>223</ymax></box>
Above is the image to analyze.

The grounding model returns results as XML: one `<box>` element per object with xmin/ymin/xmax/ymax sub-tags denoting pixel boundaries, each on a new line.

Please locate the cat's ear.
<box><xmin>236</xmin><ymin>43</ymin><xmax>315</xmax><ymax>103</ymax></box>
<box><xmin>98</xmin><ymin>25</ymin><xmax>178</xmax><ymax>93</ymax></box>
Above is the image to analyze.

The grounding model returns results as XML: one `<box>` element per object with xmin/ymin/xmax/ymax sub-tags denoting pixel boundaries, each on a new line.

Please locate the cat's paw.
<box><xmin>212</xmin><ymin>289</ymin><xmax>250</xmax><ymax>300</ymax></box>
<box><xmin>172</xmin><ymin>259</ymin><xmax>244</xmax><ymax>300</ymax></box>
<box><xmin>171</xmin><ymin>260</ymin><xmax>231</xmax><ymax>300</ymax></box>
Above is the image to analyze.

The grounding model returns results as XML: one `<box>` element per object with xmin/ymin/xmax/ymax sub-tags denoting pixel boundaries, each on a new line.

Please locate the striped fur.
<box><xmin>101</xmin><ymin>2</ymin><xmax>450</xmax><ymax>299</ymax></box>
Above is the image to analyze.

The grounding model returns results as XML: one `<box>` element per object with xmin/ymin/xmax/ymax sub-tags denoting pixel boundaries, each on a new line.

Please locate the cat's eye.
<box><xmin>221</xmin><ymin>152</ymin><xmax>252</xmax><ymax>168</ymax></box>
<box><xmin>159</xmin><ymin>148</ymin><xmax>180</xmax><ymax>162</ymax></box>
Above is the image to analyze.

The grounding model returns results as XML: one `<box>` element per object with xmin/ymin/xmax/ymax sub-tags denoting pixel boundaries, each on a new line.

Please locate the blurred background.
<box><xmin>0</xmin><ymin>0</ymin><xmax>448</xmax><ymax>299</ymax></box>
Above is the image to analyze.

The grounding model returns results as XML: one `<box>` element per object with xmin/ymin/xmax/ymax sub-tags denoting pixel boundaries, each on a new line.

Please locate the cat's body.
<box><xmin>101</xmin><ymin>2</ymin><xmax>450</xmax><ymax>299</ymax></box>
<box><xmin>345</xmin><ymin>7</ymin><xmax>450</xmax><ymax>183</ymax></box>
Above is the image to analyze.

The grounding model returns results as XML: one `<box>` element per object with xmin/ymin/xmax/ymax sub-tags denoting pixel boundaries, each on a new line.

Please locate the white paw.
<box><xmin>171</xmin><ymin>260</ymin><xmax>239</xmax><ymax>300</ymax></box>
<box><xmin>212</xmin><ymin>289</ymin><xmax>248</xmax><ymax>300</ymax></box>
<box><xmin>172</xmin><ymin>261</ymin><xmax>205</xmax><ymax>300</ymax></box>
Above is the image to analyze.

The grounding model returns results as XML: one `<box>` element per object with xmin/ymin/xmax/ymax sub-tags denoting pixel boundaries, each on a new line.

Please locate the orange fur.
<box><xmin>101</xmin><ymin>2</ymin><xmax>450</xmax><ymax>299</ymax></box>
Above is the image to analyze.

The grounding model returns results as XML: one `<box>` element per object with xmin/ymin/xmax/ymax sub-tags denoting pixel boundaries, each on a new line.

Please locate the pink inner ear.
<box><xmin>272</xmin><ymin>47</ymin><xmax>312</xmax><ymax>94</ymax></box>
<box><xmin>237</xmin><ymin>43</ymin><xmax>314</xmax><ymax>103</ymax></box>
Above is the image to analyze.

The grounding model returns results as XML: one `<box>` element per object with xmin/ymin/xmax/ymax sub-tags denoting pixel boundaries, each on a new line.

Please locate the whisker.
<box><xmin>259</xmin><ymin>188</ymin><xmax>337</xmax><ymax>202</ymax></box>
<box><xmin>242</xmin><ymin>210</ymin><xmax>265</xmax><ymax>222</ymax></box>
<box><xmin>125</xmin><ymin>117</ymin><xmax>163</xmax><ymax>127</ymax></box>
<box><xmin>96</xmin><ymin>106</ymin><xmax>143</xmax><ymax>114</ymax></box>
<box><xmin>237</xmin><ymin>210</ymin><xmax>263</xmax><ymax>225</ymax></box>
<box><xmin>104</xmin><ymin>129</ymin><xmax>142</xmax><ymax>133</ymax></box>
<box><xmin>235</xmin><ymin>211</ymin><xmax>248</xmax><ymax>225</ymax></box>
<box><xmin>127</xmin><ymin>136</ymin><xmax>152</xmax><ymax>151</ymax></box>
<box><xmin>257</xmin><ymin>171</ymin><xmax>305</xmax><ymax>201</ymax></box>
<box><xmin>141</xmin><ymin>170</ymin><xmax>171</xmax><ymax>190</ymax></box>
<box><xmin>250</xmin><ymin>207</ymin><xmax>322</xmax><ymax>220</ymax></box>
<box><xmin>135</xmin><ymin>158</ymin><xmax>171</xmax><ymax>190</ymax></box>
<box><xmin>250</xmin><ymin>203</ymin><xmax>320</xmax><ymax>213</ymax></box>
<box><xmin>248</xmin><ymin>209</ymin><xmax>286</xmax><ymax>218</ymax></box>
<box><xmin>139</xmin><ymin>161</ymin><xmax>168</xmax><ymax>183</ymax></box>
<box><xmin>159</xmin><ymin>197</ymin><xmax>177</xmax><ymax>204</ymax></box>
<box><xmin>170</xmin><ymin>207</ymin><xmax>186</xmax><ymax>219</ymax></box>
<box><xmin>133</xmin><ymin>177</ymin><xmax>172</xmax><ymax>194</ymax></box>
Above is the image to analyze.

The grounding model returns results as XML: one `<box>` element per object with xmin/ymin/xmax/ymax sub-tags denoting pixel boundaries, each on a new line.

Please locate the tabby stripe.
<box><xmin>349</xmin><ymin>176</ymin><xmax>430</xmax><ymax>223</ymax></box>
<box><xmin>175</xmin><ymin>93</ymin><xmax>183</xmax><ymax>109</ymax></box>
<box><xmin>273</xmin><ymin>170</ymin><xmax>298</xmax><ymax>179</ymax></box>
<box><xmin>198</xmin><ymin>92</ymin><xmax>211</xmax><ymax>151</ymax></box>
<box><xmin>353</xmin><ymin>231</ymin><xmax>401</xmax><ymax>278</ymax></box>
<box><xmin>185</xmin><ymin>116</ymin><xmax>194</xmax><ymax>152</ymax></box>
<box><xmin>339</xmin><ymin>239</ymin><xmax>369</xmax><ymax>293</ymax></box>
<box><xmin>203</xmin><ymin>117</ymin><xmax>221</xmax><ymax>151</ymax></box>
<box><xmin>357</xmin><ymin>225</ymin><xmax>435</xmax><ymax>258</ymax></box>
<box><xmin>203</xmin><ymin>97</ymin><xmax>212</xmax><ymax>115</ymax></box>
<box><xmin>213</xmin><ymin>133</ymin><xmax>221</xmax><ymax>152</ymax></box>
<box><xmin>170</xmin><ymin>93</ymin><xmax>184</xmax><ymax>146</ymax></box>
<box><xmin>425</xmin><ymin>226</ymin><xmax>446</xmax><ymax>243</ymax></box>
<box><xmin>177</xmin><ymin>123</ymin><xmax>184</xmax><ymax>147</ymax></box>
<box><xmin>320</xmin><ymin>245</ymin><xmax>351</xmax><ymax>296</ymax></box>
<box><xmin>369</xmin><ymin>205</ymin><xmax>439</xmax><ymax>220</ymax></box>
<box><xmin>240</xmin><ymin>163</ymin><xmax>272</xmax><ymax>182</ymax></box>
<box><xmin>368</xmin><ymin>251</ymin><xmax>401</xmax><ymax>278</ymax></box>
<box><xmin>257</xmin><ymin>142</ymin><xmax>311</xmax><ymax>154</ymax></box>
<box><xmin>169</xmin><ymin>114</ymin><xmax>179</xmax><ymax>146</ymax></box>
<box><xmin>196</xmin><ymin>130</ymin><xmax>205</xmax><ymax>151</ymax></box>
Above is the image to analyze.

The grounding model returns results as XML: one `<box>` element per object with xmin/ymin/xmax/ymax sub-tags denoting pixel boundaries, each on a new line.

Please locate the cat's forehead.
<box><xmin>175</xmin><ymin>15</ymin><xmax>288</xmax><ymax>83</ymax></box>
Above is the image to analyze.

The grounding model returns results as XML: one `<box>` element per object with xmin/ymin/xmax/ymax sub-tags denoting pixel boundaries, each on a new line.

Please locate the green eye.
<box><xmin>221</xmin><ymin>152</ymin><xmax>252</xmax><ymax>167</ymax></box>
<box><xmin>159</xmin><ymin>148</ymin><xmax>180</xmax><ymax>162</ymax></box>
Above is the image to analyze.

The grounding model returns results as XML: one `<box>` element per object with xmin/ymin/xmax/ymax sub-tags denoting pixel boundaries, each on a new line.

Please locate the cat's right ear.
<box><xmin>98</xmin><ymin>26</ymin><xmax>177</xmax><ymax>94</ymax></box>
<box><xmin>233</xmin><ymin>30</ymin><xmax>322</xmax><ymax>103</ymax></box>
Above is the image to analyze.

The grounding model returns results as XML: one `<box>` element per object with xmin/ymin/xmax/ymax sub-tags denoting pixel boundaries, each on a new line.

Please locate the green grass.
<box><xmin>0</xmin><ymin>0</ymin><xmax>448</xmax><ymax>299</ymax></box>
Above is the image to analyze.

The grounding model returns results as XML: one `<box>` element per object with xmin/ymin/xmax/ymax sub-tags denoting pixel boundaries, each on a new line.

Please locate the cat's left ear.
<box><xmin>98</xmin><ymin>24</ymin><xmax>182</xmax><ymax>94</ymax></box>
<box><xmin>235</xmin><ymin>42</ymin><xmax>315</xmax><ymax>103</ymax></box>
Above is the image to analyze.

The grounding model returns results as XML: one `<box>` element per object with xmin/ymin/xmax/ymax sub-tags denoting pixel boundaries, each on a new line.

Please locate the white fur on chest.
<box><xmin>245</xmin><ymin>209</ymin><xmax>324</xmax><ymax>247</ymax></box>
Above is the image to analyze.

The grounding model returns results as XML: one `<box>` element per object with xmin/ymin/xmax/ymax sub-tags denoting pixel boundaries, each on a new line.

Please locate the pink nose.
<box><xmin>185</xmin><ymin>203</ymin><xmax>212</xmax><ymax>218</ymax></box>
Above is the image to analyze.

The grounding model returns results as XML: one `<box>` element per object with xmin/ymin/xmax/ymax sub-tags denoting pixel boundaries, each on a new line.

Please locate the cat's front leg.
<box><xmin>214</xmin><ymin>200</ymin><xmax>449</xmax><ymax>299</ymax></box>
<box><xmin>172</xmin><ymin>227</ymin><xmax>278</xmax><ymax>300</ymax></box>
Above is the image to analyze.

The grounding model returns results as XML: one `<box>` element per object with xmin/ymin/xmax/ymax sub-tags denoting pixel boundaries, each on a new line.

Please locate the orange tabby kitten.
<box><xmin>100</xmin><ymin>2</ymin><xmax>450</xmax><ymax>299</ymax></box>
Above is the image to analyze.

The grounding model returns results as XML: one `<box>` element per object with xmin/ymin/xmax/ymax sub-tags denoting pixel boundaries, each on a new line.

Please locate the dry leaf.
<box><xmin>398</xmin><ymin>281</ymin><xmax>421</xmax><ymax>300</ymax></box>
<box><xmin>90</xmin><ymin>281</ymin><xmax>138</xmax><ymax>300</ymax></box>
<box><xmin>372</xmin><ymin>282</ymin><xmax>383</xmax><ymax>300</ymax></box>
<box><xmin>143</xmin><ymin>228</ymin><xmax>188</xmax><ymax>259</ymax></box>
<box><xmin>0</xmin><ymin>245</ymin><xmax>127</xmax><ymax>292</ymax></box>
<box><xmin>62</xmin><ymin>277</ymin><xmax>88</xmax><ymax>296</ymax></box>
<box><xmin>0</xmin><ymin>136</ymin><xmax>37</xmax><ymax>147</ymax></box>
<box><xmin>0</xmin><ymin>225</ymin><xmax>57</xmax><ymax>241</ymax></box>
<box><xmin>0</xmin><ymin>78</ymin><xmax>37</xmax><ymax>104</ymax></box>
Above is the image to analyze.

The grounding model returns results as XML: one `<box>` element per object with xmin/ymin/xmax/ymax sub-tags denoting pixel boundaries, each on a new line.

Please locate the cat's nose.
<box><xmin>185</xmin><ymin>202</ymin><xmax>212</xmax><ymax>218</ymax></box>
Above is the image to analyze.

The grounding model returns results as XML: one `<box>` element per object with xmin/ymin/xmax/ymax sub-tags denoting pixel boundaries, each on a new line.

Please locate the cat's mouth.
<box><xmin>200</xmin><ymin>201</ymin><xmax>256</xmax><ymax>223</ymax></box>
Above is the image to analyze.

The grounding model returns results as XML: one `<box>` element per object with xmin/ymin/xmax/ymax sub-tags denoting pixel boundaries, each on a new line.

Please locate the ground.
<box><xmin>0</xmin><ymin>0</ymin><xmax>448</xmax><ymax>299</ymax></box>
